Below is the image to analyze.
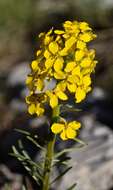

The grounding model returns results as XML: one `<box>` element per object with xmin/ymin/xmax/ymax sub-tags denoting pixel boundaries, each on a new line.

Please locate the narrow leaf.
<box><xmin>50</xmin><ymin>166</ymin><xmax>72</xmax><ymax>184</ymax></box>
<box><xmin>15</xmin><ymin>129</ymin><xmax>30</xmax><ymax>136</ymax></box>
<box><xmin>54</xmin><ymin>144</ymin><xmax>85</xmax><ymax>159</ymax></box>
<box><xmin>74</xmin><ymin>137</ymin><xmax>87</xmax><ymax>146</ymax></box>
<box><xmin>26</xmin><ymin>136</ymin><xmax>45</xmax><ymax>151</ymax></box>
<box><xmin>67</xmin><ymin>183</ymin><xmax>77</xmax><ymax>190</ymax></box>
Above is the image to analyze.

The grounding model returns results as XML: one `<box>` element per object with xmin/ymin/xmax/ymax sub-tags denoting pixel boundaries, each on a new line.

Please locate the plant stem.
<box><xmin>42</xmin><ymin>106</ymin><xmax>60</xmax><ymax>190</ymax></box>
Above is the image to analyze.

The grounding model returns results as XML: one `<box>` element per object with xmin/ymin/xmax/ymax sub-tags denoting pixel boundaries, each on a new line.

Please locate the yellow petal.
<box><xmin>76</xmin><ymin>40</ymin><xmax>86</xmax><ymax>49</ymax></box>
<box><xmin>66</xmin><ymin>127</ymin><xmax>77</xmax><ymax>139</ymax></box>
<box><xmin>79</xmin><ymin>22</ymin><xmax>92</xmax><ymax>31</ymax></box>
<box><xmin>31</xmin><ymin>60</ymin><xmax>38</xmax><ymax>70</ymax></box>
<box><xmin>51</xmin><ymin>123</ymin><xmax>64</xmax><ymax>134</ymax></box>
<box><xmin>38</xmin><ymin>32</ymin><xmax>44</xmax><ymax>38</ymax></box>
<box><xmin>68</xmin><ymin>121</ymin><xmax>81</xmax><ymax>130</ymax></box>
<box><xmin>67</xmin><ymin>83</ymin><xmax>77</xmax><ymax>92</ymax></box>
<box><xmin>64</xmin><ymin>62</ymin><xmax>76</xmax><ymax>72</ymax></box>
<box><xmin>54</xmin><ymin>71</ymin><xmax>65</xmax><ymax>79</ymax></box>
<box><xmin>54</xmin><ymin>30</ymin><xmax>65</xmax><ymax>34</ymax></box>
<box><xmin>36</xmin><ymin>104</ymin><xmax>44</xmax><ymax>116</ymax></box>
<box><xmin>59</xmin><ymin>48</ymin><xmax>68</xmax><ymax>56</ymax></box>
<box><xmin>67</xmin><ymin>75</ymin><xmax>76</xmax><ymax>83</ymax></box>
<box><xmin>56</xmin><ymin>90</ymin><xmax>68</xmax><ymax>100</ymax></box>
<box><xmin>72</xmin><ymin>66</ymin><xmax>81</xmax><ymax>76</ymax></box>
<box><xmin>54</xmin><ymin>57</ymin><xmax>64</xmax><ymax>72</ymax></box>
<box><xmin>81</xmin><ymin>58</ymin><xmax>92</xmax><ymax>68</ymax></box>
<box><xmin>81</xmin><ymin>68</ymin><xmax>91</xmax><ymax>75</ymax></box>
<box><xmin>45</xmin><ymin>58</ymin><xmax>54</xmax><ymax>69</ymax></box>
<box><xmin>63</xmin><ymin>34</ymin><xmax>70</xmax><ymax>39</ymax></box>
<box><xmin>64</xmin><ymin>20</ymin><xmax>72</xmax><ymax>27</ymax></box>
<box><xmin>89</xmin><ymin>49</ymin><xmax>95</xmax><ymax>59</ymax></box>
<box><xmin>50</xmin><ymin>94</ymin><xmax>58</xmax><ymax>108</ymax></box>
<box><xmin>75</xmin><ymin>50</ymin><xmax>85</xmax><ymax>61</ymax></box>
<box><xmin>26</xmin><ymin>76</ymin><xmax>33</xmax><ymax>85</ymax></box>
<box><xmin>36</xmin><ymin>79</ymin><xmax>44</xmax><ymax>91</ymax></box>
<box><xmin>60</xmin><ymin>129</ymin><xmax>67</xmax><ymax>140</ymax></box>
<box><xmin>85</xmin><ymin>86</ymin><xmax>91</xmax><ymax>93</ymax></box>
<box><xmin>65</xmin><ymin>36</ymin><xmax>76</xmax><ymax>50</ymax></box>
<box><xmin>44</xmin><ymin>50</ymin><xmax>51</xmax><ymax>59</ymax></box>
<box><xmin>75</xmin><ymin>87</ymin><xmax>86</xmax><ymax>103</ymax></box>
<box><xmin>79</xmin><ymin>32</ymin><xmax>96</xmax><ymax>42</ymax></box>
<box><xmin>49</xmin><ymin>42</ymin><xmax>59</xmax><ymax>54</ymax></box>
<box><xmin>36</xmin><ymin>50</ymin><xmax>42</xmax><ymax>56</ymax></box>
<box><xmin>44</xmin><ymin>35</ymin><xmax>51</xmax><ymax>45</ymax></box>
<box><xmin>83</xmin><ymin>75</ymin><xmax>91</xmax><ymax>86</ymax></box>
<box><xmin>57</xmin><ymin>82</ymin><xmax>66</xmax><ymax>91</ymax></box>
<box><xmin>28</xmin><ymin>104</ymin><xmax>36</xmax><ymax>115</ymax></box>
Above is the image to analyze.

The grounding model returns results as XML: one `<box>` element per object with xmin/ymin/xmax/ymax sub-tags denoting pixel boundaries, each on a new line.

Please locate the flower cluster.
<box><xmin>26</xmin><ymin>20</ymin><xmax>97</xmax><ymax>140</ymax></box>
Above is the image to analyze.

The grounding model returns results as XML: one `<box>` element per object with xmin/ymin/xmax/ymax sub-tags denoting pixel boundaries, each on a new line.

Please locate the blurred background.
<box><xmin>0</xmin><ymin>0</ymin><xmax>113</xmax><ymax>189</ymax></box>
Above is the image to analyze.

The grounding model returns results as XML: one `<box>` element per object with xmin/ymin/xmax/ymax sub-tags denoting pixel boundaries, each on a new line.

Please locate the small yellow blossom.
<box><xmin>75</xmin><ymin>50</ymin><xmax>85</xmax><ymax>61</ymax></box>
<box><xmin>54</xmin><ymin>57</ymin><xmax>64</xmax><ymax>72</ymax></box>
<box><xmin>76</xmin><ymin>40</ymin><xmax>86</xmax><ymax>49</ymax></box>
<box><xmin>49</xmin><ymin>42</ymin><xmax>59</xmax><ymax>54</ymax></box>
<box><xmin>64</xmin><ymin>62</ymin><xmax>76</xmax><ymax>73</ymax></box>
<box><xmin>26</xmin><ymin>76</ymin><xmax>33</xmax><ymax>85</ymax></box>
<box><xmin>31</xmin><ymin>60</ymin><xmax>39</xmax><ymax>71</ymax></box>
<box><xmin>79</xmin><ymin>22</ymin><xmax>92</xmax><ymax>31</ymax></box>
<box><xmin>46</xmin><ymin>85</ymin><xmax>68</xmax><ymax>108</ymax></box>
<box><xmin>51</xmin><ymin>121</ymin><xmax>81</xmax><ymax>140</ymax></box>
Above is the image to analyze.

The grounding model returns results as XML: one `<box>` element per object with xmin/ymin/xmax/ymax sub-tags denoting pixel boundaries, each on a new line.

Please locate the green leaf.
<box><xmin>26</xmin><ymin>136</ymin><xmax>45</xmax><ymax>151</ymax></box>
<box><xmin>61</xmin><ymin>104</ymin><xmax>82</xmax><ymax>113</ymax></box>
<box><xmin>74</xmin><ymin>137</ymin><xmax>87</xmax><ymax>146</ymax></box>
<box><xmin>50</xmin><ymin>166</ymin><xmax>72</xmax><ymax>184</ymax></box>
<box><xmin>67</xmin><ymin>183</ymin><xmax>77</xmax><ymax>190</ymax></box>
<box><xmin>11</xmin><ymin>146</ymin><xmax>43</xmax><ymax>182</ymax></box>
<box><xmin>54</xmin><ymin>144</ymin><xmax>85</xmax><ymax>159</ymax></box>
<box><xmin>15</xmin><ymin>129</ymin><xmax>30</xmax><ymax>136</ymax></box>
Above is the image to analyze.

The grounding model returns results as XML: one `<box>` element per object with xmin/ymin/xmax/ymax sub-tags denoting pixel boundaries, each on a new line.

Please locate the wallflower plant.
<box><xmin>12</xmin><ymin>20</ymin><xmax>97</xmax><ymax>190</ymax></box>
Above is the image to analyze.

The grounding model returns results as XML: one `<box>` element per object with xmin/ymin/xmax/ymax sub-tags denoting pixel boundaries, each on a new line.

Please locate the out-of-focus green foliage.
<box><xmin>0</xmin><ymin>0</ymin><xmax>34</xmax><ymax>31</ymax></box>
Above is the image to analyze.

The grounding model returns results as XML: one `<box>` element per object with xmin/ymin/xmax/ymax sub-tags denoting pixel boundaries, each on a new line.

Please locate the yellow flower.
<box><xmin>31</xmin><ymin>60</ymin><xmax>39</xmax><ymax>71</ymax></box>
<box><xmin>49</xmin><ymin>42</ymin><xmax>59</xmax><ymax>54</ymax></box>
<box><xmin>35</xmin><ymin>78</ymin><xmax>44</xmax><ymax>91</ymax></box>
<box><xmin>81</xmin><ymin>57</ymin><xmax>92</xmax><ymax>67</ymax></box>
<box><xmin>28</xmin><ymin>103</ymin><xmax>44</xmax><ymax>116</ymax></box>
<box><xmin>75</xmin><ymin>50</ymin><xmax>85</xmax><ymax>61</ymax></box>
<box><xmin>28</xmin><ymin>103</ymin><xmax>36</xmax><ymax>115</ymax></box>
<box><xmin>79</xmin><ymin>22</ymin><xmax>92</xmax><ymax>32</ymax></box>
<box><xmin>54</xmin><ymin>70</ymin><xmax>66</xmax><ymax>80</ymax></box>
<box><xmin>76</xmin><ymin>40</ymin><xmax>86</xmax><ymax>49</ymax></box>
<box><xmin>36</xmin><ymin>50</ymin><xmax>42</xmax><ymax>57</ymax></box>
<box><xmin>46</xmin><ymin>85</ymin><xmax>68</xmax><ymax>108</ymax></box>
<box><xmin>64</xmin><ymin>62</ymin><xmax>76</xmax><ymax>73</ymax></box>
<box><xmin>54</xmin><ymin>30</ymin><xmax>65</xmax><ymax>35</ymax></box>
<box><xmin>44</xmin><ymin>50</ymin><xmax>51</xmax><ymax>59</ymax></box>
<box><xmin>45</xmin><ymin>58</ymin><xmax>54</xmax><ymax>69</ymax></box>
<box><xmin>65</xmin><ymin>36</ymin><xmax>76</xmax><ymax>50</ymax></box>
<box><xmin>51</xmin><ymin>121</ymin><xmax>81</xmax><ymax>140</ymax></box>
<box><xmin>75</xmin><ymin>75</ymin><xmax>91</xmax><ymax>103</ymax></box>
<box><xmin>79</xmin><ymin>32</ymin><xmax>96</xmax><ymax>42</ymax></box>
<box><xmin>54</xmin><ymin>57</ymin><xmax>64</xmax><ymax>72</ymax></box>
<box><xmin>26</xmin><ymin>76</ymin><xmax>33</xmax><ymax>85</ymax></box>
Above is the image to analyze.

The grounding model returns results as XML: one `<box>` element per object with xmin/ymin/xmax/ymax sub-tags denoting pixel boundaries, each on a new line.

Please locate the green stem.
<box><xmin>42</xmin><ymin>105</ymin><xmax>60</xmax><ymax>190</ymax></box>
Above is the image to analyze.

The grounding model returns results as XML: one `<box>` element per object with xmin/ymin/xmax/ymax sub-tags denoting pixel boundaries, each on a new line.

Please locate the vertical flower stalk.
<box><xmin>42</xmin><ymin>105</ymin><xmax>60</xmax><ymax>190</ymax></box>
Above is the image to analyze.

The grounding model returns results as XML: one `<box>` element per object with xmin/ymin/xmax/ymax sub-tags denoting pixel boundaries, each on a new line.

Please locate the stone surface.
<box><xmin>58</xmin><ymin>115</ymin><xmax>113</xmax><ymax>190</ymax></box>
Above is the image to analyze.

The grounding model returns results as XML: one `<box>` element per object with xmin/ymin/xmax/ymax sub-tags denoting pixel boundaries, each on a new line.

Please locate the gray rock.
<box><xmin>7</xmin><ymin>62</ymin><xmax>30</xmax><ymax>86</ymax></box>
<box><xmin>58</xmin><ymin>115</ymin><xmax>113</xmax><ymax>190</ymax></box>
